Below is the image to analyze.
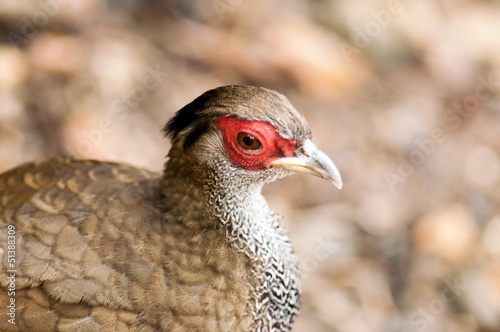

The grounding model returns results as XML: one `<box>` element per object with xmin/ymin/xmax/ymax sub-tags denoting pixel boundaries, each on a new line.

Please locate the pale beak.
<box><xmin>270</xmin><ymin>140</ymin><xmax>343</xmax><ymax>189</ymax></box>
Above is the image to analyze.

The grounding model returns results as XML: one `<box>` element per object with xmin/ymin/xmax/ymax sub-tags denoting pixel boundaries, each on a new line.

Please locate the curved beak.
<box><xmin>270</xmin><ymin>140</ymin><xmax>343</xmax><ymax>189</ymax></box>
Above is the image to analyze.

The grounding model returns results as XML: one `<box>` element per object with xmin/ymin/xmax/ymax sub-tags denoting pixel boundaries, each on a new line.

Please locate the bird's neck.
<box><xmin>160</xmin><ymin>144</ymin><xmax>299</xmax><ymax>263</ymax></box>
<box><xmin>160</xmin><ymin>146</ymin><xmax>301</xmax><ymax>330</ymax></box>
<box><xmin>160</xmin><ymin>147</ymin><xmax>275</xmax><ymax>232</ymax></box>
<box><xmin>159</xmin><ymin>155</ymin><xmax>211</xmax><ymax>229</ymax></box>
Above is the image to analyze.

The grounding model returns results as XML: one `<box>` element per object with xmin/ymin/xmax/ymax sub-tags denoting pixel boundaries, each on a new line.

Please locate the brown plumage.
<box><xmin>0</xmin><ymin>86</ymin><xmax>342</xmax><ymax>331</ymax></box>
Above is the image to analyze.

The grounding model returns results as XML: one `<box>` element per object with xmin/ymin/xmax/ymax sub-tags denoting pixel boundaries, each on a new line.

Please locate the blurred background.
<box><xmin>1</xmin><ymin>0</ymin><xmax>499</xmax><ymax>331</ymax></box>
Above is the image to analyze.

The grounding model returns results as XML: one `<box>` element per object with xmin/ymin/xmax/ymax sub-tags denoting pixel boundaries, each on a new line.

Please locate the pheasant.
<box><xmin>0</xmin><ymin>85</ymin><xmax>342</xmax><ymax>331</ymax></box>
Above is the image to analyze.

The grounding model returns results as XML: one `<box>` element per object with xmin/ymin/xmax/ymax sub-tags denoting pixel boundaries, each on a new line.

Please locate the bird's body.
<box><xmin>0</xmin><ymin>158</ymin><xmax>259</xmax><ymax>331</ymax></box>
<box><xmin>0</xmin><ymin>86</ymin><xmax>341</xmax><ymax>331</ymax></box>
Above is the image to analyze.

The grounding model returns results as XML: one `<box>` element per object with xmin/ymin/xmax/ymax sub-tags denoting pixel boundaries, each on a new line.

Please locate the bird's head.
<box><xmin>163</xmin><ymin>85</ymin><xmax>342</xmax><ymax>190</ymax></box>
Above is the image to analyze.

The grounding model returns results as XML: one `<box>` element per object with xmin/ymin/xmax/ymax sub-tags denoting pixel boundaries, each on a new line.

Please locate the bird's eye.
<box><xmin>237</xmin><ymin>132</ymin><xmax>262</xmax><ymax>150</ymax></box>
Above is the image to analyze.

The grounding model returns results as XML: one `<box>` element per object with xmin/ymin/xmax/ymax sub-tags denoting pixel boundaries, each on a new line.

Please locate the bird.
<box><xmin>0</xmin><ymin>85</ymin><xmax>342</xmax><ymax>332</ymax></box>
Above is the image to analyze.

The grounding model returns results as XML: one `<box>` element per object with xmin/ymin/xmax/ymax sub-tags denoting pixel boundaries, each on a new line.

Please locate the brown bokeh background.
<box><xmin>1</xmin><ymin>1</ymin><xmax>500</xmax><ymax>331</ymax></box>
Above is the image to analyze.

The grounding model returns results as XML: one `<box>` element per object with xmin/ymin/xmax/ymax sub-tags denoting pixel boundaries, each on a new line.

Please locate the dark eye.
<box><xmin>237</xmin><ymin>132</ymin><xmax>262</xmax><ymax>150</ymax></box>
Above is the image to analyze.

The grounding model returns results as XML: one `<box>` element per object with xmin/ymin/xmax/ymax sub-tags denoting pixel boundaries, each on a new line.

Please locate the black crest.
<box><xmin>163</xmin><ymin>88</ymin><xmax>219</xmax><ymax>151</ymax></box>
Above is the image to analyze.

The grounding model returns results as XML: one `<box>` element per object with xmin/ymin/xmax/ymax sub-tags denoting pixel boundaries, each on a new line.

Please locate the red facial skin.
<box><xmin>216</xmin><ymin>117</ymin><xmax>297</xmax><ymax>170</ymax></box>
